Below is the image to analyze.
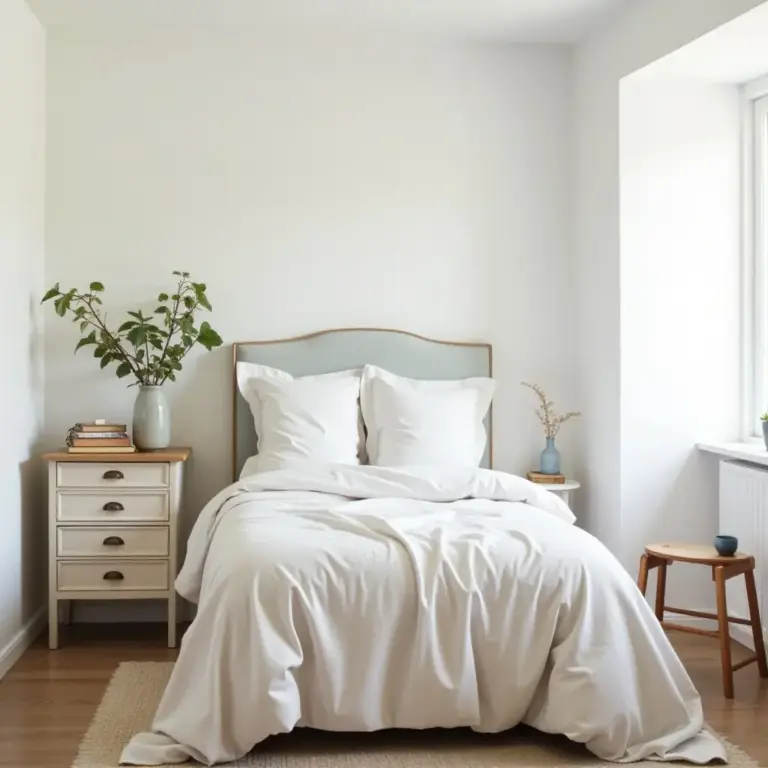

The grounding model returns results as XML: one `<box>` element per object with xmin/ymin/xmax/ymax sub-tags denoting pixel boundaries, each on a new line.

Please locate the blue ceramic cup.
<box><xmin>714</xmin><ymin>535</ymin><xmax>738</xmax><ymax>557</ymax></box>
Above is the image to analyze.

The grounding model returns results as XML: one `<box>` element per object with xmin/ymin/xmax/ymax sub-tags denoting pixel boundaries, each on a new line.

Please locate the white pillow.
<box><xmin>236</xmin><ymin>363</ymin><xmax>363</xmax><ymax>474</ymax></box>
<box><xmin>360</xmin><ymin>365</ymin><xmax>495</xmax><ymax>467</ymax></box>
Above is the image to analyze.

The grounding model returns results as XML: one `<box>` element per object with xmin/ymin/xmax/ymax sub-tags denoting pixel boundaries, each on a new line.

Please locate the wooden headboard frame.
<box><xmin>231</xmin><ymin>327</ymin><xmax>493</xmax><ymax>481</ymax></box>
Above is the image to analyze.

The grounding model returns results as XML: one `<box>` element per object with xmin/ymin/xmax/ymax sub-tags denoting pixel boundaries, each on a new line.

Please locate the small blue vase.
<box><xmin>714</xmin><ymin>535</ymin><xmax>738</xmax><ymax>557</ymax></box>
<box><xmin>540</xmin><ymin>437</ymin><xmax>561</xmax><ymax>475</ymax></box>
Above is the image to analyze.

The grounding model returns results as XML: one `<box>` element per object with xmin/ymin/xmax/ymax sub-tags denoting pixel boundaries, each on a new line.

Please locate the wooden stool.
<box><xmin>638</xmin><ymin>543</ymin><xmax>768</xmax><ymax>698</ymax></box>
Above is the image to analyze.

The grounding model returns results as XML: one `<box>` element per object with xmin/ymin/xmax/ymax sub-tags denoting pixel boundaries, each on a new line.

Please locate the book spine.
<box><xmin>73</xmin><ymin>432</ymin><xmax>129</xmax><ymax>439</ymax></box>
<box><xmin>76</xmin><ymin>425</ymin><xmax>127</xmax><ymax>433</ymax></box>
<box><xmin>70</xmin><ymin>438</ymin><xmax>132</xmax><ymax>447</ymax></box>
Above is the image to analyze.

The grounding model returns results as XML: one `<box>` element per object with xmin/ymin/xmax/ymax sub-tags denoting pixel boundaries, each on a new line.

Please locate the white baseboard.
<box><xmin>0</xmin><ymin>606</ymin><xmax>46</xmax><ymax>681</ymax></box>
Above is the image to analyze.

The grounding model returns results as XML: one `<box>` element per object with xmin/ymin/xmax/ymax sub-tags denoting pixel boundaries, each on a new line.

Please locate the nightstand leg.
<box><xmin>168</xmin><ymin>594</ymin><xmax>177</xmax><ymax>648</ymax></box>
<box><xmin>48</xmin><ymin>598</ymin><xmax>58</xmax><ymax>650</ymax></box>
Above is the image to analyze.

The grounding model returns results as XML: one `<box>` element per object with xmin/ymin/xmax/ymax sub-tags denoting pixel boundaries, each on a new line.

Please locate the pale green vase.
<box><xmin>132</xmin><ymin>385</ymin><xmax>171</xmax><ymax>450</ymax></box>
<box><xmin>539</xmin><ymin>436</ymin><xmax>561</xmax><ymax>475</ymax></box>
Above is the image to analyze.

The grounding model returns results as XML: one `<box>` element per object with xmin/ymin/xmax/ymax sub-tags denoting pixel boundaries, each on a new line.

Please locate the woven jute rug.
<box><xmin>72</xmin><ymin>662</ymin><xmax>755</xmax><ymax>767</ymax></box>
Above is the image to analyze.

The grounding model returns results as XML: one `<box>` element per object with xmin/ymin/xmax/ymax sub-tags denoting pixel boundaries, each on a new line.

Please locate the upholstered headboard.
<box><xmin>232</xmin><ymin>328</ymin><xmax>493</xmax><ymax>480</ymax></box>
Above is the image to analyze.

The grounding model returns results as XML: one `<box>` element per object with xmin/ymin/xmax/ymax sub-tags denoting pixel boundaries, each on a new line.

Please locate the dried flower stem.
<box><xmin>521</xmin><ymin>382</ymin><xmax>580</xmax><ymax>439</ymax></box>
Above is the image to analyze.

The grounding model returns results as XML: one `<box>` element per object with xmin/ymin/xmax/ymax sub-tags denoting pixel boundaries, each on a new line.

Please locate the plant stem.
<box><xmin>77</xmin><ymin>294</ymin><xmax>143</xmax><ymax>381</ymax></box>
<box><xmin>158</xmin><ymin>303</ymin><xmax>200</xmax><ymax>385</ymax></box>
<box><xmin>154</xmin><ymin>278</ymin><xmax>185</xmax><ymax>384</ymax></box>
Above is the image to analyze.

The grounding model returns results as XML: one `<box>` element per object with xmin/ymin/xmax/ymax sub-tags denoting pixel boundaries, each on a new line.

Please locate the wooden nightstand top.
<box><xmin>41</xmin><ymin>447</ymin><xmax>192</xmax><ymax>463</ymax></box>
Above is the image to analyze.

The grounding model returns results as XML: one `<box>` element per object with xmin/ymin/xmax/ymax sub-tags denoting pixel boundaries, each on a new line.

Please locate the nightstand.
<box><xmin>42</xmin><ymin>447</ymin><xmax>191</xmax><ymax>650</ymax></box>
<box><xmin>539</xmin><ymin>480</ymin><xmax>580</xmax><ymax>507</ymax></box>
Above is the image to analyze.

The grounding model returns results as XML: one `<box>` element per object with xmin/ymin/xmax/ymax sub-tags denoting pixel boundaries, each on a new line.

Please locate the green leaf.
<box><xmin>183</xmin><ymin>296</ymin><xmax>195</xmax><ymax>309</ymax></box>
<box><xmin>155</xmin><ymin>306</ymin><xmax>170</xmax><ymax>314</ymax></box>
<box><xmin>158</xmin><ymin>293</ymin><xmax>169</xmax><ymax>302</ymax></box>
<box><xmin>116</xmin><ymin>361</ymin><xmax>132</xmax><ymax>378</ymax></box>
<box><xmin>167</xmin><ymin>372</ymin><xmax>177</xmax><ymax>382</ymax></box>
<box><xmin>100</xmin><ymin>353</ymin><xmax>113</xmax><ymax>369</ymax></box>
<box><xmin>172</xmin><ymin>271</ymin><xmax>182</xmax><ymax>276</ymax></box>
<box><xmin>197</xmin><ymin>321</ymin><xmax>223</xmax><ymax>351</ymax></box>
<box><xmin>180</xmin><ymin>315</ymin><xmax>195</xmax><ymax>336</ymax></box>
<box><xmin>127</xmin><ymin>310</ymin><xmax>145</xmax><ymax>321</ymax></box>
<box><xmin>79</xmin><ymin>320</ymin><xmax>89</xmax><ymax>332</ymax></box>
<box><xmin>89</xmin><ymin>281</ymin><xmax>105</xmax><ymax>292</ymax></box>
<box><xmin>75</xmin><ymin>333</ymin><xmax>97</xmax><ymax>353</ymax></box>
<box><xmin>118</xmin><ymin>320</ymin><xmax>138</xmax><ymax>332</ymax></box>
<box><xmin>127</xmin><ymin>326</ymin><xmax>148</xmax><ymax>347</ymax></box>
<box><xmin>192</xmin><ymin>282</ymin><xmax>212</xmax><ymax>311</ymax></box>
<box><xmin>182</xmin><ymin>271</ymin><xmax>190</xmax><ymax>278</ymax></box>
<box><xmin>41</xmin><ymin>284</ymin><xmax>60</xmax><ymax>303</ymax></box>
<box><xmin>150</xmin><ymin>338</ymin><xmax>163</xmax><ymax>350</ymax></box>
<box><xmin>93</xmin><ymin>345</ymin><xmax>107</xmax><ymax>358</ymax></box>
<box><xmin>73</xmin><ymin>306</ymin><xmax>87</xmax><ymax>318</ymax></box>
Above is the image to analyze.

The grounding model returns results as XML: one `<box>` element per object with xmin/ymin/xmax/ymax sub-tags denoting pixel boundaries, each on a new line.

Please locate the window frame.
<box><xmin>746</xmin><ymin>85</ymin><xmax>768</xmax><ymax>439</ymax></box>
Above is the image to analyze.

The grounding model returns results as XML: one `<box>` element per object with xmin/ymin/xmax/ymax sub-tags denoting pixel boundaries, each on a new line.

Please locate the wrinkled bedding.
<box><xmin>121</xmin><ymin>464</ymin><xmax>725</xmax><ymax>766</ymax></box>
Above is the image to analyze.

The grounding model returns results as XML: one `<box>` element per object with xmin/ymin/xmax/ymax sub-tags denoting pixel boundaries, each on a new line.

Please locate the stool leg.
<box><xmin>744</xmin><ymin>567</ymin><xmax>768</xmax><ymax>678</ymax></box>
<box><xmin>655</xmin><ymin>560</ymin><xmax>667</xmax><ymax>622</ymax></box>
<box><xmin>638</xmin><ymin>554</ymin><xmax>651</xmax><ymax>596</ymax></box>
<box><xmin>715</xmin><ymin>566</ymin><xmax>734</xmax><ymax>698</ymax></box>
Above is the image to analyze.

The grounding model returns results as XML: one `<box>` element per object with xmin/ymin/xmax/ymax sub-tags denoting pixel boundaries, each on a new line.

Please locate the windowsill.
<box><xmin>697</xmin><ymin>441</ymin><xmax>768</xmax><ymax>467</ymax></box>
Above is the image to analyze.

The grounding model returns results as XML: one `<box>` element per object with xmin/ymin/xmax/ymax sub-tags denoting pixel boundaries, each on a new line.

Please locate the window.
<box><xmin>750</xmin><ymin>90</ymin><xmax>768</xmax><ymax>436</ymax></box>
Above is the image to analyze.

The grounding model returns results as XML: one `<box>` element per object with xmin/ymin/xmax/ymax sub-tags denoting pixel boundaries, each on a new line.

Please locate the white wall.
<box><xmin>0</xmin><ymin>0</ymin><xmax>46</xmax><ymax>671</ymax></box>
<box><xmin>44</xmin><ymin>35</ymin><xmax>576</xmax><ymax>616</ymax></box>
<box><xmin>619</xmin><ymin>77</ymin><xmax>741</xmax><ymax>606</ymax></box>
<box><xmin>573</xmin><ymin>0</ymin><xmax>765</xmax><ymax>556</ymax></box>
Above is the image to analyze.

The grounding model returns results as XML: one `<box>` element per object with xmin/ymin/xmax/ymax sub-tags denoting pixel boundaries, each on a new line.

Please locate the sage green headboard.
<box><xmin>232</xmin><ymin>328</ymin><xmax>493</xmax><ymax>480</ymax></box>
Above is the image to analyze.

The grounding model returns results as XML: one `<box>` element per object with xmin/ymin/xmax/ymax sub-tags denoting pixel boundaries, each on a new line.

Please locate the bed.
<box><xmin>121</xmin><ymin>328</ymin><xmax>725</xmax><ymax>766</ymax></box>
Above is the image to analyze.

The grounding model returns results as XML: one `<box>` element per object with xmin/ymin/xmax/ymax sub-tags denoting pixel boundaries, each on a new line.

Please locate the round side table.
<box><xmin>538</xmin><ymin>481</ymin><xmax>580</xmax><ymax>507</ymax></box>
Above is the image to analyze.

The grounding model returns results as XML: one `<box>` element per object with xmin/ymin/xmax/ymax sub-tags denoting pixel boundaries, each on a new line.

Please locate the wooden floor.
<box><xmin>0</xmin><ymin>624</ymin><xmax>766</xmax><ymax>767</ymax></box>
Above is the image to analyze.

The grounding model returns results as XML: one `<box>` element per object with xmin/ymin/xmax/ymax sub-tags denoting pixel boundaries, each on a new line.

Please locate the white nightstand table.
<box><xmin>538</xmin><ymin>481</ymin><xmax>580</xmax><ymax>507</ymax></box>
<box><xmin>42</xmin><ymin>446</ymin><xmax>191</xmax><ymax>650</ymax></box>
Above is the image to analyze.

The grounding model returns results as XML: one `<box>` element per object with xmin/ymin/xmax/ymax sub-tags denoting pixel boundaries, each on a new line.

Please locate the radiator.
<box><xmin>719</xmin><ymin>459</ymin><xmax>768</xmax><ymax>649</ymax></box>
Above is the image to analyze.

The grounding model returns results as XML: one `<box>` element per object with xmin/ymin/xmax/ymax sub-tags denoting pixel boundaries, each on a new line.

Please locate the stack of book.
<box><xmin>66</xmin><ymin>422</ymin><xmax>135</xmax><ymax>453</ymax></box>
<box><xmin>527</xmin><ymin>471</ymin><xmax>565</xmax><ymax>484</ymax></box>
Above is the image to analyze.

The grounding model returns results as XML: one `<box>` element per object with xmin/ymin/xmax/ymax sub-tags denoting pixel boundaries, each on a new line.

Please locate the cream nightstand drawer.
<box><xmin>56</xmin><ymin>491</ymin><xmax>169</xmax><ymax>523</ymax></box>
<box><xmin>57</xmin><ymin>560</ymin><xmax>169</xmax><ymax>592</ymax></box>
<box><xmin>57</xmin><ymin>462</ymin><xmax>169</xmax><ymax>489</ymax></box>
<box><xmin>44</xmin><ymin>447</ymin><xmax>190</xmax><ymax>649</ymax></box>
<box><xmin>57</xmin><ymin>526</ymin><xmax>170</xmax><ymax>557</ymax></box>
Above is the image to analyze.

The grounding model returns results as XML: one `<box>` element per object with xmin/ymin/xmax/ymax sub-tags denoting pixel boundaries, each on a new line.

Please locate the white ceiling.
<box><xmin>25</xmin><ymin>0</ymin><xmax>641</xmax><ymax>42</ymax></box>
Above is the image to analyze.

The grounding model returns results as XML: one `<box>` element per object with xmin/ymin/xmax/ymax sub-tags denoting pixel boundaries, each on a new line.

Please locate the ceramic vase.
<box><xmin>714</xmin><ymin>535</ymin><xmax>738</xmax><ymax>557</ymax></box>
<box><xmin>540</xmin><ymin>436</ymin><xmax>561</xmax><ymax>475</ymax></box>
<box><xmin>762</xmin><ymin>420</ymin><xmax>768</xmax><ymax>450</ymax></box>
<box><xmin>132</xmin><ymin>385</ymin><xmax>171</xmax><ymax>450</ymax></box>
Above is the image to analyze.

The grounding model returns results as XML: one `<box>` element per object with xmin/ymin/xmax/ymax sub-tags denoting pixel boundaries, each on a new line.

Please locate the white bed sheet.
<box><xmin>121</xmin><ymin>464</ymin><xmax>725</xmax><ymax>766</ymax></box>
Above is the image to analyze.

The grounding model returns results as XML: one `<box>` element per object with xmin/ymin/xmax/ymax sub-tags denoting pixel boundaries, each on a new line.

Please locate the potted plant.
<box><xmin>521</xmin><ymin>382</ymin><xmax>580</xmax><ymax>475</ymax></box>
<box><xmin>761</xmin><ymin>413</ymin><xmax>768</xmax><ymax>450</ymax></box>
<box><xmin>42</xmin><ymin>271</ymin><xmax>223</xmax><ymax>450</ymax></box>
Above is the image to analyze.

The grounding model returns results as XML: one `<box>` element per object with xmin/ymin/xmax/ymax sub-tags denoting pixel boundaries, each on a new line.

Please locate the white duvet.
<box><xmin>121</xmin><ymin>464</ymin><xmax>725</xmax><ymax>766</ymax></box>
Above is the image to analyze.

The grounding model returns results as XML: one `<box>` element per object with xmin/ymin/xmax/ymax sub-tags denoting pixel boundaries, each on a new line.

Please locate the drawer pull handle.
<box><xmin>102</xmin><ymin>536</ymin><xmax>125</xmax><ymax>547</ymax></box>
<box><xmin>102</xmin><ymin>470</ymin><xmax>124</xmax><ymax>480</ymax></box>
<box><xmin>103</xmin><ymin>570</ymin><xmax>124</xmax><ymax>581</ymax></box>
<box><xmin>102</xmin><ymin>501</ymin><xmax>124</xmax><ymax>512</ymax></box>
